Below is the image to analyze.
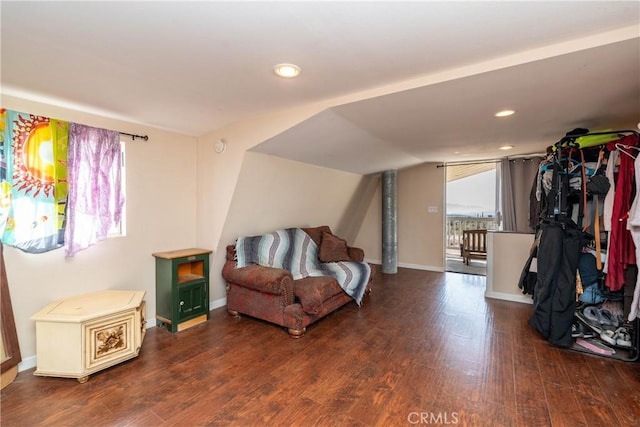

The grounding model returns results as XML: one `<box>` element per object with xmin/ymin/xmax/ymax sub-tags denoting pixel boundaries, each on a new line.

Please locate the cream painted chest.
<box><xmin>31</xmin><ymin>290</ymin><xmax>146</xmax><ymax>383</ymax></box>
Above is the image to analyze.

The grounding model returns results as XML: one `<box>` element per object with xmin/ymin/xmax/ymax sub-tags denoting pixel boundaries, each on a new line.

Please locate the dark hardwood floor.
<box><xmin>2</xmin><ymin>267</ymin><xmax>639</xmax><ymax>426</ymax></box>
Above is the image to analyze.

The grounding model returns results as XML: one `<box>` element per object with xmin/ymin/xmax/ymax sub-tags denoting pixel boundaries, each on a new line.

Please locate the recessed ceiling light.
<box><xmin>273</xmin><ymin>63</ymin><xmax>301</xmax><ymax>78</ymax></box>
<box><xmin>494</xmin><ymin>110</ymin><xmax>515</xmax><ymax>117</ymax></box>
<box><xmin>499</xmin><ymin>145</ymin><xmax>514</xmax><ymax>150</ymax></box>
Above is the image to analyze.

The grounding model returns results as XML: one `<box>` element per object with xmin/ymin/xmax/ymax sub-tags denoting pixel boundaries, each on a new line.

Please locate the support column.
<box><xmin>382</xmin><ymin>170</ymin><xmax>397</xmax><ymax>274</ymax></box>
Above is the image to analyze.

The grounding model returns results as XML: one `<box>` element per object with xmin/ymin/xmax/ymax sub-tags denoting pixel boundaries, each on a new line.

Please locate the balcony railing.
<box><xmin>446</xmin><ymin>215</ymin><xmax>498</xmax><ymax>250</ymax></box>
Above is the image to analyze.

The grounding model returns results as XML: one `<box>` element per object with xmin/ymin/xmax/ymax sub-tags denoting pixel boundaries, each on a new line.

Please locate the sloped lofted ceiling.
<box><xmin>255</xmin><ymin>38</ymin><xmax>640</xmax><ymax>174</ymax></box>
<box><xmin>2</xmin><ymin>1</ymin><xmax>639</xmax><ymax>174</ymax></box>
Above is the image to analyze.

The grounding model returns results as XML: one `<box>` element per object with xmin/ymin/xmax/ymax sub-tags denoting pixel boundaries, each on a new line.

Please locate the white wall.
<box><xmin>209</xmin><ymin>152</ymin><xmax>368</xmax><ymax>301</ymax></box>
<box><xmin>2</xmin><ymin>95</ymin><xmax>198</xmax><ymax>368</ymax></box>
<box><xmin>397</xmin><ymin>163</ymin><xmax>446</xmax><ymax>271</ymax></box>
<box><xmin>354</xmin><ymin>162</ymin><xmax>446</xmax><ymax>271</ymax></box>
<box><xmin>195</xmin><ymin>104</ymin><xmax>328</xmax><ymax>300</ymax></box>
<box><xmin>486</xmin><ymin>231</ymin><xmax>535</xmax><ymax>304</ymax></box>
<box><xmin>195</xmin><ymin>101</ymin><xmax>383</xmax><ymax>303</ymax></box>
<box><xmin>195</xmin><ymin>107</ymin><xmax>322</xmax><ymax>248</ymax></box>
<box><xmin>354</xmin><ymin>182</ymin><xmax>382</xmax><ymax>262</ymax></box>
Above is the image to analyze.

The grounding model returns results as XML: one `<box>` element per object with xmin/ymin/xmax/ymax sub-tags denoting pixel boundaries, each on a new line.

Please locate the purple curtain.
<box><xmin>64</xmin><ymin>123</ymin><xmax>123</xmax><ymax>257</ymax></box>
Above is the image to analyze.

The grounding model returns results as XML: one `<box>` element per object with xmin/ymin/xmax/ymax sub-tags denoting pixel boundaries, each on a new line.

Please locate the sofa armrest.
<box><xmin>222</xmin><ymin>261</ymin><xmax>294</xmax><ymax>297</ymax></box>
<box><xmin>348</xmin><ymin>247</ymin><xmax>364</xmax><ymax>262</ymax></box>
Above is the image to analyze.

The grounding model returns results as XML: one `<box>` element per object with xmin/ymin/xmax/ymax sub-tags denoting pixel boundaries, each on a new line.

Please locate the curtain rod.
<box><xmin>436</xmin><ymin>160</ymin><xmax>499</xmax><ymax>168</ymax></box>
<box><xmin>119</xmin><ymin>131</ymin><xmax>149</xmax><ymax>142</ymax></box>
<box><xmin>435</xmin><ymin>155</ymin><xmax>543</xmax><ymax>168</ymax></box>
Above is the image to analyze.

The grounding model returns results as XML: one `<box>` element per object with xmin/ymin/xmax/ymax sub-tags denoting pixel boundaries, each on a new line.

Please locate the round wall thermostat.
<box><xmin>214</xmin><ymin>139</ymin><xmax>226</xmax><ymax>153</ymax></box>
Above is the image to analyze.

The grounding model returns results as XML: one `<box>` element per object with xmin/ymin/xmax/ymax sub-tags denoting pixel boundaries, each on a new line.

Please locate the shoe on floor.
<box><xmin>580</xmin><ymin>306</ymin><xmax>619</xmax><ymax>331</ymax></box>
<box><xmin>581</xmin><ymin>326</ymin><xmax>596</xmax><ymax>339</ymax></box>
<box><xmin>572</xmin><ymin>323</ymin><xmax>582</xmax><ymax>338</ymax></box>
<box><xmin>583</xmin><ymin>306</ymin><xmax>601</xmax><ymax>324</ymax></box>
<box><xmin>600</xmin><ymin>329</ymin><xmax>617</xmax><ymax>345</ymax></box>
<box><xmin>598</xmin><ymin>308</ymin><xmax>619</xmax><ymax>330</ymax></box>
<box><xmin>614</xmin><ymin>327</ymin><xmax>632</xmax><ymax>348</ymax></box>
<box><xmin>572</xmin><ymin>321</ymin><xmax>596</xmax><ymax>339</ymax></box>
<box><xmin>576</xmin><ymin>308</ymin><xmax>603</xmax><ymax>334</ymax></box>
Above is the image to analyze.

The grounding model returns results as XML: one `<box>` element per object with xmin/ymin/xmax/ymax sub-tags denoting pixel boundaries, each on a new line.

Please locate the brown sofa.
<box><xmin>222</xmin><ymin>226</ymin><xmax>372</xmax><ymax>338</ymax></box>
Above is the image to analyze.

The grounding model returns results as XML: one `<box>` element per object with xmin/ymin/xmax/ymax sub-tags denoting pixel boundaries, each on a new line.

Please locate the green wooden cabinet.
<box><xmin>152</xmin><ymin>248</ymin><xmax>212</xmax><ymax>333</ymax></box>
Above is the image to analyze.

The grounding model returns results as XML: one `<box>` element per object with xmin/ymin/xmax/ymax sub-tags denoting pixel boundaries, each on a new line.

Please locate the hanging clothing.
<box><xmin>529</xmin><ymin>219</ymin><xmax>586</xmax><ymax>347</ymax></box>
<box><xmin>603</xmin><ymin>150</ymin><xmax>618</xmax><ymax>232</ymax></box>
<box><xmin>629</xmin><ymin>151</ymin><xmax>640</xmax><ymax>228</ymax></box>
<box><xmin>628</xmin><ymin>231</ymin><xmax>640</xmax><ymax>321</ymax></box>
<box><xmin>529</xmin><ymin>164</ymin><xmax>542</xmax><ymax>230</ymax></box>
<box><xmin>627</xmin><ymin>154</ymin><xmax>640</xmax><ymax>321</ymax></box>
<box><xmin>605</xmin><ymin>135</ymin><xmax>637</xmax><ymax>291</ymax></box>
<box><xmin>518</xmin><ymin>230</ymin><xmax>540</xmax><ymax>296</ymax></box>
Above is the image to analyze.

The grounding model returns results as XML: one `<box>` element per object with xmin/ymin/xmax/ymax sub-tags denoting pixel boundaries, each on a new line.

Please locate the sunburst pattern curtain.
<box><xmin>0</xmin><ymin>109</ymin><xmax>68</xmax><ymax>253</ymax></box>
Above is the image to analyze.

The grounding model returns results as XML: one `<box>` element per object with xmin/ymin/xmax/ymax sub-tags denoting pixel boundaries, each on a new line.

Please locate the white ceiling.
<box><xmin>2</xmin><ymin>1</ymin><xmax>639</xmax><ymax>174</ymax></box>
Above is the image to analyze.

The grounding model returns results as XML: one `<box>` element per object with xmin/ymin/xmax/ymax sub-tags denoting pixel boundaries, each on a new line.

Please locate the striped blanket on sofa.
<box><xmin>235</xmin><ymin>228</ymin><xmax>370</xmax><ymax>305</ymax></box>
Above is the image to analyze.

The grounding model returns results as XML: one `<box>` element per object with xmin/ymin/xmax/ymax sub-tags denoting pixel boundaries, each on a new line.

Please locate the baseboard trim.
<box><xmin>365</xmin><ymin>259</ymin><xmax>444</xmax><ymax>273</ymax></box>
<box><xmin>17</xmin><ymin>356</ymin><xmax>36</xmax><ymax>373</ymax></box>
<box><xmin>210</xmin><ymin>297</ymin><xmax>227</xmax><ymax>310</ymax></box>
<box><xmin>485</xmin><ymin>291</ymin><xmax>533</xmax><ymax>305</ymax></box>
<box><xmin>397</xmin><ymin>262</ymin><xmax>444</xmax><ymax>273</ymax></box>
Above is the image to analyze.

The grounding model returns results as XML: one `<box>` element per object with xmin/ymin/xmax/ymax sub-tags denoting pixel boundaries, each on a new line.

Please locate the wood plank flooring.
<box><xmin>2</xmin><ymin>267</ymin><xmax>639</xmax><ymax>426</ymax></box>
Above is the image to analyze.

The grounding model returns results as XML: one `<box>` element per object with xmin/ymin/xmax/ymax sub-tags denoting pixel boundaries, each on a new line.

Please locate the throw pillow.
<box><xmin>319</xmin><ymin>231</ymin><xmax>351</xmax><ymax>263</ymax></box>
<box><xmin>302</xmin><ymin>226</ymin><xmax>332</xmax><ymax>247</ymax></box>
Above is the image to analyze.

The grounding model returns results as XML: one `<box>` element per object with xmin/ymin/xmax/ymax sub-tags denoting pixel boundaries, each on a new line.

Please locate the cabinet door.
<box><xmin>177</xmin><ymin>281</ymin><xmax>207</xmax><ymax>322</ymax></box>
<box><xmin>85</xmin><ymin>312</ymin><xmax>136</xmax><ymax>371</ymax></box>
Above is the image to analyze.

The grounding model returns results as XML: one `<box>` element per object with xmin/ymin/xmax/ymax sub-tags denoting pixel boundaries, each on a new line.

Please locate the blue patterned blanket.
<box><xmin>235</xmin><ymin>228</ymin><xmax>370</xmax><ymax>305</ymax></box>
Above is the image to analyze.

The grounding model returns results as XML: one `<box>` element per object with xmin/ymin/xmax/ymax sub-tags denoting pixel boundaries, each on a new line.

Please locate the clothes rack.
<box><xmin>526</xmin><ymin>128</ymin><xmax>639</xmax><ymax>361</ymax></box>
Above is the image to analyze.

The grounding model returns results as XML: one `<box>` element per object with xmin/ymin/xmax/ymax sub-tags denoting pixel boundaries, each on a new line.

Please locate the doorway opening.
<box><xmin>445</xmin><ymin>164</ymin><xmax>498</xmax><ymax>275</ymax></box>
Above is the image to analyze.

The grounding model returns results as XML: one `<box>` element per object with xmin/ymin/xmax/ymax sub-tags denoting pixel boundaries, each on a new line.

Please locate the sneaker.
<box><xmin>614</xmin><ymin>327</ymin><xmax>632</xmax><ymax>348</ymax></box>
<box><xmin>579</xmin><ymin>306</ymin><xmax>619</xmax><ymax>331</ymax></box>
<box><xmin>572</xmin><ymin>323</ymin><xmax>582</xmax><ymax>338</ymax></box>
<box><xmin>583</xmin><ymin>306</ymin><xmax>601</xmax><ymax>324</ymax></box>
<box><xmin>576</xmin><ymin>308</ymin><xmax>603</xmax><ymax>334</ymax></box>
<box><xmin>572</xmin><ymin>319</ymin><xmax>597</xmax><ymax>338</ymax></box>
<box><xmin>598</xmin><ymin>308</ymin><xmax>619</xmax><ymax>330</ymax></box>
<box><xmin>600</xmin><ymin>329</ymin><xmax>617</xmax><ymax>345</ymax></box>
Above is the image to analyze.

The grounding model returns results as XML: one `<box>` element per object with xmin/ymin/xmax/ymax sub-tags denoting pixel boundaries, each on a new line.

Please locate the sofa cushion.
<box><xmin>223</xmin><ymin>262</ymin><xmax>294</xmax><ymax>296</ymax></box>
<box><xmin>319</xmin><ymin>231</ymin><xmax>351</xmax><ymax>263</ymax></box>
<box><xmin>347</xmin><ymin>246</ymin><xmax>364</xmax><ymax>262</ymax></box>
<box><xmin>294</xmin><ymin>276</ymin><xmax>344</xmax><ymax>315</ymax></box>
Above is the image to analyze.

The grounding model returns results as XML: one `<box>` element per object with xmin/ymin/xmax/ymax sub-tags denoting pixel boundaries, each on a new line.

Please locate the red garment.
<box><xmin>605</xmin><ymin>134</ymin><xmax>638</xmax><ymax>291</ymax></box>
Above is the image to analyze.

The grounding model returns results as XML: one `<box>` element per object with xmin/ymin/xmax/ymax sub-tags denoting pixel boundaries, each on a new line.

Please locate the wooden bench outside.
<box><xmin>460</xmin><ymin>229</ymin><xmax>487</xmax><ymax>265</ymax></box>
